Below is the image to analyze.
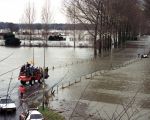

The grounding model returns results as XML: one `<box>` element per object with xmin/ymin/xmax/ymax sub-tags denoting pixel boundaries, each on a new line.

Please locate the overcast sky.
<box><xmin>0</xmin><ymin>0</ymin><xmax>67</xmax><ymax>23</ymax></box>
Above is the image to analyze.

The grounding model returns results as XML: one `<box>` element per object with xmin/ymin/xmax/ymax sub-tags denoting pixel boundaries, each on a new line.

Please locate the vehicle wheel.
<box><xmin>21</xmin><ymin>81</ymin><xmax>26</xmax><ymax>85</ymax></box>
<box><xmin>29</xmin><ymin>80</ymin><xmax>34</xmax><ymax>86</ymax></box>
<box><xmin>38</xmin><ymin>79</ymin><xmax>42</xmax><ymax>84</ymax></box>
<box><xmin>31</xmin><ymin>77</ymin><xmax>36</xmax><ymax>85</ymax></box>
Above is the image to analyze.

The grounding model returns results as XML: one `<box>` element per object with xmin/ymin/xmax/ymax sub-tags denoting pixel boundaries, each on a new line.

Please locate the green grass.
<box><xmin>39</xmin><ymin>106</ymin><xmax>65</xmax><ymax>120</ymax></box>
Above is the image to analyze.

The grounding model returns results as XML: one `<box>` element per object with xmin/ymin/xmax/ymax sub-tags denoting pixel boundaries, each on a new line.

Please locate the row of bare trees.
<box><xmin>22</xmin><ymin>0</ymin><xmax>51</xmax><ymax>46</ymax></box>
<box><xmin>65</xmin><ymin>0</ymin><xmax>149</xmax><ymax>57</ymax></box>
<box><xmin>9</xmin><ymin>0</ymin><xmax>150</xmax><ymax>57</ymax></box>
<box><xmin>22</xmin><ymin>0</ymin><xmax>52</xmax><ymax>110</ymax></box>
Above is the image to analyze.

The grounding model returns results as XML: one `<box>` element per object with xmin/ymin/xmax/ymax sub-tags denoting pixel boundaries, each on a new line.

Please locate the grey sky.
<box><xmin>0</xmin><ymin>0</ymin><xmax>67</xmax><ymax>23</ymax></box>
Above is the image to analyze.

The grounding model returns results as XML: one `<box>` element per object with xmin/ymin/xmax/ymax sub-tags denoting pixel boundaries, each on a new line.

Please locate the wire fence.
<box><xmin>0</xmin><ymin>56</ymin><xmax>143</xmax><ymax>100</ymax></box>
<box><xmin>10</xmin><ymin>56</ymin><xmax>145</xmax><ymax>120</ymax></box>
<box><xmin>46</xmin><ymin>57</ymin><xmax>143</xmax><ymax>96</ymax></box>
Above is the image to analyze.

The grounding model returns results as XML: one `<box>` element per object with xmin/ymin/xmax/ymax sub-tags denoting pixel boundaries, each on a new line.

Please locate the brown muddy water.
<box><xmin>49</xmin><ymin>36</ymin><xmax>150</xmax><ymax>120</ymax></box>
<box><xmin>0</xmin><ymin>36</ymin><xmax>150</xmax><ymax>119</ymax></box>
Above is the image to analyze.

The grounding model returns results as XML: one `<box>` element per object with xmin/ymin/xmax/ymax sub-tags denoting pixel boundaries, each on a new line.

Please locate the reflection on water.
<box><xmin>0</xmin><ymin>47</ymin><xmax>93</xmax><ymax>78</ymax></box>
<box><xmin>0</xmin><ymin>36</ymin><xmax>150</xmax><ymax>119</ymax></box>
<box><xmin>49</xmin><ymin>37</ymin><xmax>150</xmax><ymax>120</ymax></box>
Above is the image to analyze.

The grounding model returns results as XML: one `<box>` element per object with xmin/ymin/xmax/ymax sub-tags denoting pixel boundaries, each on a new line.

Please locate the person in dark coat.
<box><xmin>45</xmin><ymin>67</ymin><xmax>49</xmax><ymax>78</ymax></box>
<box><xmin>26</xmin><ymin>62</ymin><xmax>31</xmax><ymax>67</ymax></box>
<box><xmin>20</xmin><ymin>64</ymin><xmax>25</xmax><ymax>73</ymax></box>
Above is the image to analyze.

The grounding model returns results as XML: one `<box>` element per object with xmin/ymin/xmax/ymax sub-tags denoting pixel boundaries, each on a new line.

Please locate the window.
<box><xmin>30</xmin><ymin>114</ymin><xmax>43</xmax><ymax>119</ymax></box>
<box><xmin>0</xmin><ymin>99</ymin><xmax>13</xmax><ymax>104</ymax></box>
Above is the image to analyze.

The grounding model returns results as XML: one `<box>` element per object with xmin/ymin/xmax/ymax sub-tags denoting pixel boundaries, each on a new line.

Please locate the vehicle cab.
<box><xmin>18</xmin><ymin>63</ymin><xmax>49</xmax><ymax>86</ymax></box>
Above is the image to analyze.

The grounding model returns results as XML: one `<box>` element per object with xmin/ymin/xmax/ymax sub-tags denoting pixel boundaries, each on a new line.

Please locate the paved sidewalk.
<box><xmin>49</xmin><ymin>57</ymin><xmax>150</xmax><ymax>120</ymax></box>
<box><xmin>28</xmin><ymin>36</ymin><xmax>150</xmax><ymax>120</ymax></box>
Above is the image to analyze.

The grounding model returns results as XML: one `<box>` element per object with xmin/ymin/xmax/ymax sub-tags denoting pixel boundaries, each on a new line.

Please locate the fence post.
<box><xmin>57</xmin><ymin>85</ymin><xmax>58</xmax><ymax>93</ymax></box>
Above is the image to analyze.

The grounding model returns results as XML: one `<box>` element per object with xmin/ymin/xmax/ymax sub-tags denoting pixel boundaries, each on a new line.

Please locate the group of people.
<box><xmin>20</xmin><ymin>62</ymin><xmax>42</xmax><ymax>77</ymax></box>
<box><xmin>18</xmin><ymin>62</ymin><xmax>49</xmax><ymax>99</ymax></box>
<box><xmin>19</xmin><ymin>62</ymin><xmax>49</xmax><ymax>78</ymax></box>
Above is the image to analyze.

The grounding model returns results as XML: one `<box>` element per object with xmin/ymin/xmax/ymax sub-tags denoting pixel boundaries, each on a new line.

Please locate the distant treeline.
<box><xmin>0</xmin><ymin>22</ymin><xmax>91</xmax><ymax>32</ymax></box>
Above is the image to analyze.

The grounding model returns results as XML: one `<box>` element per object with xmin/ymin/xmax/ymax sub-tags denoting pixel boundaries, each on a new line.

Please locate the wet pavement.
<box><xmin>50</xmin><ymin>58</ymin><xmax>150</xmax><ymax>120</ymax></box>
<box><xmin>48</xmin><ymin>37</ymin><xmax>150</xmax><ymax>120</ymax></box>
<box><xmin>0</xmin><ymin>36</ymin><xmax>150</xmax><ymax>119</ymax></box>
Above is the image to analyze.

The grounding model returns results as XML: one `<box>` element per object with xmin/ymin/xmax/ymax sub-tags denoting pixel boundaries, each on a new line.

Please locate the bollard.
<box><xmin>62</xmin><ymin>83</ymin><xmax>63</xmax><ymax>89</ymax></box>
<box><xmin>69</xmin><ymin>81</ymin><xmax>70</xmax><ymax>86</ymax></box>
<box><xmin>91</xmin><ymin>73</ymin><xmax>92</xmax><ymax>79</ymax></box>
<box><xmin>52</xmin><ymin>66</ymin><xmax>55</xmax><ymax>70</ymax></box>
<box><xmin>57</xmin><ymin>85</ymin><xmax>58</xmax><ymax>93</ymax></box>
<box><xmin>80</xmin><ymin>77</ymin><xmax>81</xmax><ymax>81</ymax></box>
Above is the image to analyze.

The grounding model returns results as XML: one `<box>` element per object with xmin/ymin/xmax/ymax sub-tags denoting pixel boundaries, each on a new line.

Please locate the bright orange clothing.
<box><xmin>19</xmin><ymin>86</ymin><xmax>26</xmax><ymax>93</ymax></box>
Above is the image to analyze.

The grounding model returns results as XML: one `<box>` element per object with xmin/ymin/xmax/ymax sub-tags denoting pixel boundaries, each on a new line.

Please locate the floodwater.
<box><xmin>0</xmin><ymin>46</ymin><xmax>93</xmax><ymax>120</ymax></box>
<box><xmin>0</xmin><ymin>36</ymin><xmax>149</xmax><ymax>119</ymax></box>
<box><xmin>49</xmin><ymin>36</ymin><xmax>150</xmax><ymax>120</ymax></box>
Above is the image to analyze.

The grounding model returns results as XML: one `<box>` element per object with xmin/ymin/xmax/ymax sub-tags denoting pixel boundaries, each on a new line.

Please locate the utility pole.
<box><xmin>41</xmin><ymin>0</ymin><xmax>51</xmax><ymax>110</ymax></box>
<box><xmin>42</xmin><ymin>40</ymin><xmax>46</xmax><ymax>110</ymax></box>
<box><xmin>73</xmin><ymin>2</ymin><xmax>76</xmax><ymax>49</ymax></box>
<box><xmin>5</xmin><ymin>73</ymin><xmax>13</xmax><ymax>120</ymax></box>
<box><xmin>33</xmin><ymin>47</ymin><xmax>34</xmax><ymax>65</ymax></box>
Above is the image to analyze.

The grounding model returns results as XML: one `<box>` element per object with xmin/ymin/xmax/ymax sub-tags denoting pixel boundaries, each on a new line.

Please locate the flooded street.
<box><xmin>49</xmin><ymin>36</ymin><xmax>150</xmax><ymax>120</ymax></box>
<box><xmin>0</xmin><ymin>46</ymin><xmax>94</xmax><ymax>120</ymax></box>
<box><xmin>0</xmin><ymin>36</ymin><xmax>150</xmax><ymax>119</ymax></box>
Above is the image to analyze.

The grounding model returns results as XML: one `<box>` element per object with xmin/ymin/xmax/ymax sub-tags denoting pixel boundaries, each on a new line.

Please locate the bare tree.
<box><xmin>41</xmin><ymin>0</ymin><xmax>52</xmax><ymax>110</ymax></box>
<box><xmin>144</xmin><ymin>0</ymin><xmax>150</xmax><ymax>19</ymax></box>
<box><xmin>108</xmin><ymin>0</ymin><xmax>144</xmax><ymax>47</ymax></box>
<box><xmin>65</xmin><ymin>0</ymin><xmax>105</xmax><ymax>57</ymax></box>
<box><xmin>143</xmin><ymin>0</ymin><xmax>150</xmax><ymax>34</ymax></box>
<box><xmin>41</xmin><ymin>0</ymin><xmax>52</xmax><ymax>46</ymax></box>
<box><xmin>65</xmin><ymin>0</ymin><xmax>145</xmax><ymax>57</ymax></box>
<box><xmin>23</xmin><ymin>1</ymin><xmax>36</xmax><ymax>46</ymax></box>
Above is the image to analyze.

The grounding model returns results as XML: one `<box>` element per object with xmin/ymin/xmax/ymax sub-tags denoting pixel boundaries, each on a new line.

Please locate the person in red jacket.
<box><xmin>19</xmin><ymin>85</ymin><xmax>26</xmax><ymax>99</ymax></box>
